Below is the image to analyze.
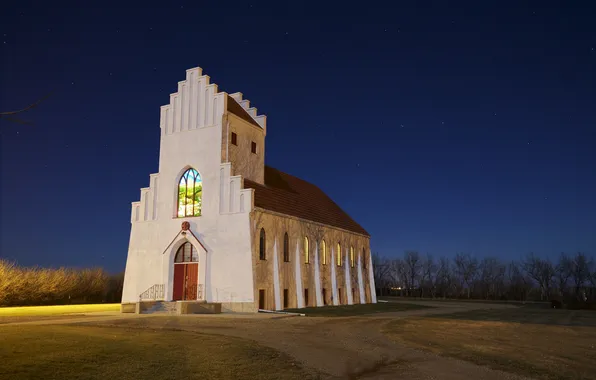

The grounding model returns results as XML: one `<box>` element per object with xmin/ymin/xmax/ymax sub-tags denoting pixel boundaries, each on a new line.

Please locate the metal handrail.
<box><xmin>139</xmin><ymin>284</ymin><xmax>165</xmax><ymax>301</ymax></box>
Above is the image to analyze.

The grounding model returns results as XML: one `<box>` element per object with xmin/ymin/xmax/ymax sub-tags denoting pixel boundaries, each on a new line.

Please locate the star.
<box><xmin>71</xmin><ymin>81</ymin><xmax>75</xmax><ymax>85</ymax></box>
<box><xmin>400</xmin><ymin>124</ymin><xmax>404</xmax><ymax>128</ymax></box>
<box><xmin>441</xmin><ymin>121</ymin><xmax>445</xmax><ymax>125</ymax></box>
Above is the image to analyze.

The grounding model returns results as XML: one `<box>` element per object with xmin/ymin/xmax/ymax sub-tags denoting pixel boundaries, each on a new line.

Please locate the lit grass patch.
<box><xmin>0</xmin><ymin>325</ymin><xmax>319</xmax><ymax>380</ymax></box>
<box><xmin>285</xmin><ymin>302</ymin><xmax>431</xmax><ymax>317</ymax></box>
<box><xmin>0</xmin><ymin>303</ymin><xmax>120</xmax><ymax>317</ymax></box>
<box><xmin>384</xmin><ymin>310</ymin><xmax>596</xmax><ymax>380</ymax></box>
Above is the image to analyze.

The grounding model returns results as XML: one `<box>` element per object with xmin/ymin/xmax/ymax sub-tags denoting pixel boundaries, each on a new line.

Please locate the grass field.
<box><xmin>0</xmin><ymin>304</ymin><xmax>121</xmax><ymax>324</ymax></box>
<box><xmin>0</xmin><ymin>324</ymin><xmax>319</xmax><ymax>380</ymax></box>
<box><xmin>284</xmin><ymin>301</ymin><xmax>431</xmax><ymax>317</ymax></box>
<box><xmin>0</xmin><ymin>303</ymin><xmax>120</xmax><ymax>316</ymax></box>
<box><xmin>384</xmin><ymin>307</ymin><xmax>596</xmax><ymax>380</ymax></box>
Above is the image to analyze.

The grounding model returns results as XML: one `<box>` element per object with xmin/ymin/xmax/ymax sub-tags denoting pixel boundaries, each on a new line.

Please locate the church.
<box><xmin>121</xmin><ymin>67</ymin><xmax>377</xmax><ymax>313</ymax></box>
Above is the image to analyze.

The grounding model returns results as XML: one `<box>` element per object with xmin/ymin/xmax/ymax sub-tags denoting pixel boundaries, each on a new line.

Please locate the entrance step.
<box><xmin>141</xmin><ymin>301</ymin><xmax>178</xmax><ymax>315</ymax></box>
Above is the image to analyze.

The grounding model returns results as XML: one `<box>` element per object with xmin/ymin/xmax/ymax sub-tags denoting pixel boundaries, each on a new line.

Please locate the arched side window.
<box><xmin>259</xmin><ymin>228</ymin><xmax>266</xmax><ymax>260</ymax></box>
<box><xmin>174</xmin><ymin>242</ymin><xmax>198</xmax><ymax>263</ymax></box>
<box><xmin>321</xmin><ymin>240</ymin><xmax>327</xmax><ymax>265</ymax></box>
<box><xmin>350</xmin><ymin>246</ymin><xmax>355</xmax><ymax>268</ymax></box>
<box><xmin>304</xmin><ymin>236</ymin><xmax>310</xmax><ymax>264</ymax></box>
<box><xmin>177</xmin><ymin>168</ymin><xmax>202</xmax><ymax>217</ymax></box>
<box><xmin>362</xmin><ymin>248</ymin><xmax>367</xmax><ymax>269</ymax></box>
<box><xmin>337</xmin><ymin>242</ymin><xmax>342</xmax><ymax>266</ymax></box>
<box><xmin>283</xmin><ymin>233</ymin><xmax>290</xmax><ymax>262</ymax></box>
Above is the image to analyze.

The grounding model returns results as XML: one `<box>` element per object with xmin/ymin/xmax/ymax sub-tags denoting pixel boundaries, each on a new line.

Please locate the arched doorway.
<box><xmin>173</xmin><ymin>242</ymin><xmax>199</xmax><ymax>301</ymax></box>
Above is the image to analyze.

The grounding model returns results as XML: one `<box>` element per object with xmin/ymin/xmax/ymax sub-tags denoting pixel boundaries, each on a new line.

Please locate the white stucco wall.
<box><xmin>122</xmin><ymin>67</ymin><xmax>258</xmax><ymax>305</ymax></box>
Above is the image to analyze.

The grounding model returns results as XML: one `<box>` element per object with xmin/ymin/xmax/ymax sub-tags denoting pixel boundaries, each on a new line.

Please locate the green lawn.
<box><xmin>284</xmin><ymin>302</ymin><xmax>431</xmax><ymax>317</ymax></box>
<box><xmin>0</xmin><ymin>303</ymin><xmax>120</xmax><ymax>317</ymax></box>
<box><xmin>0</xmin><ymin>325</ymin><xmax>319</xmax><ymax>380</ymax></box>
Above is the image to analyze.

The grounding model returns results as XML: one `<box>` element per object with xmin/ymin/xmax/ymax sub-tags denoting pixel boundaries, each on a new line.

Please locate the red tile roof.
<box><xmin>244</xmin><ymin>166</ymin><xmax>369</xmax><ymax>236</ymax></box>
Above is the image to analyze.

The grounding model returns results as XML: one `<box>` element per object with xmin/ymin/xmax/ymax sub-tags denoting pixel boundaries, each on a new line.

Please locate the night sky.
<box><xmin>1</xmin><ymin>1</ymin><xmax>595</xmax><ymax>273</ymax></box>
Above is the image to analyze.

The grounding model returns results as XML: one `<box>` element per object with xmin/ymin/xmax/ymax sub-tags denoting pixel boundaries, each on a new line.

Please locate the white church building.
<box><xmin>122</xmin><ymin>67</ymin><xmax>376</xmax><ymax>313</ymax></box>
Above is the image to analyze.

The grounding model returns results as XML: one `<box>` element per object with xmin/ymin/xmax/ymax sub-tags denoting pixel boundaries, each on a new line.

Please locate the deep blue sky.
<box><xmin>1</xmin><ymin>1</ymin><xmax>595</xmax><ymax>272</ymax></box>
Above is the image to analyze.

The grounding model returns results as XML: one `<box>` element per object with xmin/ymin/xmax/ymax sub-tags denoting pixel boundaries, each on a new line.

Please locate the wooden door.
<box><xmin>173</xmin><ymin>263</ymin><xmax>198</xmax><ymax>301</ymax></box>
<box><xmin>173</xmin><ymin>265</ymin><xmax>185</xmax><ymax>300</ymax></box>
<box><xmin>184</xmin><ymin>263</ymin><xmax>198</xmax><ymax>300</ymax></box>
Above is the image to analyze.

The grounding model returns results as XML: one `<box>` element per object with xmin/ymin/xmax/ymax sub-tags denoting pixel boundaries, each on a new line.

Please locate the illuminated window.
<box><xmin>251</xmin><ymin>141</ymin><xmax>257</xmax><ymax>154</ymax></box>
<box><xmin>337</xmin><ymin>242</ymin><xmax>342</xmax><ymax>266</ymax></box>
<box><xmin>259</xmin><ymin>228</ymin><xmax>266</xmax><ymax>260</ymax></box>
<box><xmin>174</xmin><ymin>242</ymin><xmax>198</xmax><ymax>263</ymax></box>
<box><xmin>321</xmin><ymin>240</ymin><xmax>327</xmax><ymax>265</ymax></box>
<box><xmin>304</xmin><ymin>236</ymin><xmax>309</xmax><ymax>264</ymax></box>
<box><xmin>350</xmin><ymin>246</ymin><xmax>355</xmax><ymax>268</ymax></box>
<box><xmin>231</xmin><ymin>132</ymin><xmax>237</xmax><ymax>145</ymax></box>
<box><xmin>177</xmin><ymin>168</ymin><xmax>202</xmax><ymax>217</ymax></box>
<box><xmin>283</xmin><ymin>233</ymin><xmax>290</xmax><ymax>262</ymax></box>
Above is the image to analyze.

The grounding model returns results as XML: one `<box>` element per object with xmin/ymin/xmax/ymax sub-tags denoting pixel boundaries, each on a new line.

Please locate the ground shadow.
<box><xmin>425</xmin><ymin>306</ymin><xmax>596</xmax><ymax>327</ymax></box>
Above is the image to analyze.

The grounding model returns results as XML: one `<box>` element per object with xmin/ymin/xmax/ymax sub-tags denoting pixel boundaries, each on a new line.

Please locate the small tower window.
<box><xmin>321</xmin><ymin>240</ymin><xmax>327</xmax><ymax>265</ymax></box>
<box><xmin>350</xmin><ymin>246</ymin><xmax>355</xmax><ymax>268</ymax></box>
<box><xmin>231</xmin><ymin>132</ymin><xmax>237</xmax><ymax>145</ymax></box>
<box><xmin>337</xmin><ymin>242</ymin><xmax>342</xmax><ymax>266</ymax></box>
<box><xmin>251</xmin><ymin>141</ymin><xmax>257</xmax><ymax>154</ymax></box>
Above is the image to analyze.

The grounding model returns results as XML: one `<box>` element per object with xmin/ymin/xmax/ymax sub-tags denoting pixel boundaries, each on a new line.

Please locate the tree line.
<box><xmin>373</xmin><ymin>251</ymin><xmax>596</xmax><ymax>305</ymax></box>
<box><xmin>0</xmin><ymin>260</ymin><xmax>124</xmax><ymax>307</ymax></box>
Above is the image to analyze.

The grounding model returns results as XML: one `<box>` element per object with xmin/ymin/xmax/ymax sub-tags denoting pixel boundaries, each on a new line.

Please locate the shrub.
<box><xmin>0</xmin><ymin>259</ymin><xmax>122</xmax><ymax>307</ymax></box>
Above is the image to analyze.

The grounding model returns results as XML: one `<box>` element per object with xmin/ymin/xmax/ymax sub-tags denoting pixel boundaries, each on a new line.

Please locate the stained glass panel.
<box><xmin>177</xmin><ymin>168</ymin><xmax>202</xmax><ymax>217</ymax></box>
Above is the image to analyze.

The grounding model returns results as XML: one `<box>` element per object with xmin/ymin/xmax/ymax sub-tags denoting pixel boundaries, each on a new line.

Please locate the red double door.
<box><xmin>173</xmin><ymin>263</ymin><xmax>198</xmax><ymax>301</ymax></box>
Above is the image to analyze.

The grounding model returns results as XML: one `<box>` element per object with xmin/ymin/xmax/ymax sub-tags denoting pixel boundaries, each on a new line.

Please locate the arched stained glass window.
<box><xmin>350</xmin><ymin>246</ymin><xmax>355</xmax><ymax>268</ymax></box>
<box><xmin>177</xmin><ymin>168</ymin><xmax>202</xmax><ymax>217</ymax></box>
<box><xmin>337</xmin><ymin>242</ymin><xmax>342</xmax><ymax>266</ymax></box>
<box><xmin>283</xmin><ymin>233</ymin><xmax>290</xmax><ymax>262</ymax></box>
<box><xmin>321</xmin><ymin>240</ymin><xmax>327</xmax><ymax>265</ymax></box>
<box><xmin>304</xmin><ymin>236</ymin><xmax>310</xmax><ymax>264</ymax></box>
<box><xmin>174</xmin><ymin>242</ymin><xmax>198</xmax><ymax>263</ymax></box>
<box><xmin>259</xmin><ymin>228</ymin><xmax>266</xmax><ymax>260</ymax></box>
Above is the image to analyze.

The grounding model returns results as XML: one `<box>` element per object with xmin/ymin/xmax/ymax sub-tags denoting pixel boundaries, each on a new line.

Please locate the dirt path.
<box><xmin>60</xmin><ymin>301</ymin><xmax>531</xmax><ymax>380</ymax></box>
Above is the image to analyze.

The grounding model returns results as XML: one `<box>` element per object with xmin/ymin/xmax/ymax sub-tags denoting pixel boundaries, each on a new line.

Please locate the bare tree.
<box><xmin>522</xmin><ymin>253</ymin><xmax>555</xmax><ymax>300</ymax></box>
<box><xmin>570</xmin><ymin>252</ymin><xmax>592</xmax><ymax>300</ymax></box>
<box><xmin>435</xmin><ymin>257</ymin><xmax>455</xmax><ymax>298</ymax></box>
<box><xmin>479</xmin><ymin>257</ymin><xmax>505</xmax><ymax>299</ymax></box>
<box><xmin>403</xmin><ymin>251</ymin><xmax>422</xmax><ymax>297</ymax></box>
<box><xmin>372</xmin><ymin>254</ymin><xmax>391</xmax><ymax>295</ymax></box>
<box><xmin>454</xmin><ymin>253</ymin><xmax>478</xmax><ymax>298</ymax></box>
<box><xmin>554</xmin><ymin>253</ymin><xmax>573</xmax><ymax>298</ymax></box>
<box><xmin>420</xmin><ymin>253</ymin><xmax>437</xmax><ymax>298</ymax></box>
